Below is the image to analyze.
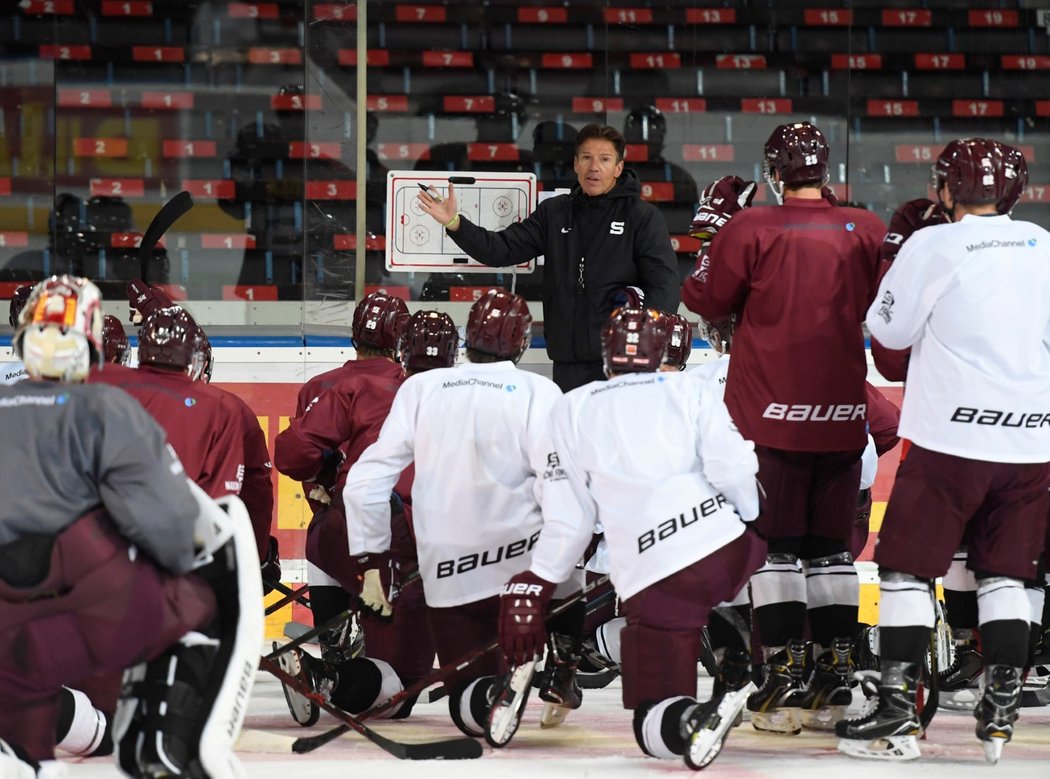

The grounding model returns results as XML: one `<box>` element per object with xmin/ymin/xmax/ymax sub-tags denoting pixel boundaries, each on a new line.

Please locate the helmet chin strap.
<box><xmin>765</xmin><ymin>173</ymin><xmax>784</xmax><ymax>205</ymax></box>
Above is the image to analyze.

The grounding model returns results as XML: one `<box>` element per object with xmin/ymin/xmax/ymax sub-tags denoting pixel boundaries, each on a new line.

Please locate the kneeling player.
<box><xmin>498</xmin><ymin>307</ymin><xmax>766</xmax><ymax>769</ymax></box>
<box><xmin>0</xmin><ymin>277</ymin><xmax>262</xmax><ymax>779</ymax></box>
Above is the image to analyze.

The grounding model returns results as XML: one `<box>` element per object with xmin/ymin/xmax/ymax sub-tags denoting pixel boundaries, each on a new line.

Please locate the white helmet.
<box><xmin>15</xmin><ymin>275</ymin><xmax>104</xmax><ymax>382</ymax></box>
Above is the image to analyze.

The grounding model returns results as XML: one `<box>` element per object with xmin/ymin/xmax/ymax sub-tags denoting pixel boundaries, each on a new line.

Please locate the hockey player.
<box><xmin>687</xmin><ymin>123</ymin><xmax>885</xmax><ymax>734</ymax></box>
<box><xmin>272</xmin><ymin>299</ymin><xmax>436</xmax><ymax>725</ymax></box>
<box><xmin>497</xmin><ymin>307</ymin><xmax>765</xmax><ymax>768</ymax></box>
<box><xmin>278</xmin><ymin>290</ymin><xmax>409</xmax><ymax>661</ymax></box>
<box><xmin>838</xmin><ymin>139</ymin><xmax>1050</xmax><ymax>763</ymax></box>
<box><xmin>90</xmin><ymin>306</ymin><xmax>272</xmax><ymax>559</ymax></box>
<box><xmin>0</xmin><ymin>276</ymin><xmax>261</xmax><ymax>779</ymax></box>
<box><xmin>344</xmin><ymin>292</ymin><xmax>572</xmax><ymax>744</ymax></box>
<box><xmin>3</xmin><ymin>285</ymin><xmax>31</xmax><ymax>384</ymax></box>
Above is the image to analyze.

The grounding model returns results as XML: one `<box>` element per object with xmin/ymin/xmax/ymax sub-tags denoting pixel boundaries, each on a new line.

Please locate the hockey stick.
<box><xmin>138</xmin><ymin>191</ymin><xmax>193</xmax><ymax>283</ymax></box>
<box><xmin>292</xmin><ymin>573</ymin><xmax>612</xmax><ymax>754</ymax></box>
<box><xmin>919</xmin><ymin>617</ymin><xmax>941</xmax><ymax>730</ymax></box>
<box><xmin>259</xmin><ymin>654</ymin><xmax>483</xmax><ymax>760</ymax></box>
<box><xmin>264</xmin><ymin>581</ymin><xmax>311</xmax><ymax>616</ymax></box>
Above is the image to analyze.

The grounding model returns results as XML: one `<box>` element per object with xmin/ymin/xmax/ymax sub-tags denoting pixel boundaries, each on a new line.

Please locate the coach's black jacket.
<box><xmin>449</xmin><ymin>169</ymin><xmax>680</xmax><ymax>364</ymax></box>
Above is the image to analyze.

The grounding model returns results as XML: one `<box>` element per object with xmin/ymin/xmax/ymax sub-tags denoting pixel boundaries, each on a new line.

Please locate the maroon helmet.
<box><xmin>601</xmin><ymin>307</ymin><xmax>670</xmax><ymax>375</ymax></box>
<box><xmin>400</xmin><ymin>310</ymin><xmax>458</xmax><ymax>373</ymax></box>
<box><xmin>663</xmin><ymin>313</ymin><xmax>693</xmax><ymax>370</ymax></box>
<box><xmin>763</xmin><ymin>122</ymin><xmax>830</xmax><ymax>197</ymax></box>
<box><xmin>934</xmin><ymin>138</ymin><xmax>1029</xmax><ymax>214</ymax></box>
<box><xmin>102</xmin><ymin>314</ymin><xmax>131</xmax><ymax>365</ymax></box>
<box><xmin>8</xmin><ymin>284</ymin><xmax>32</xmax><ymax>329</ymax></box>
<box><xmin>352</xmin><ymin>291</ymin><xmax>409</xmax><ymax>351</ymax></box>
<box><xmin>465</xmin><ymin>289</ymin><xmax>533</xmax><ymax>361</ymax></box>
<box><xmin>699</xmin><ymin>315</ymin><xmax>735</xmax><ymax>355</ymax></box>
<box><xmin>138</xmin><ymin>306</ymin><xmax>199</xmax><ymax>372</ymax></box>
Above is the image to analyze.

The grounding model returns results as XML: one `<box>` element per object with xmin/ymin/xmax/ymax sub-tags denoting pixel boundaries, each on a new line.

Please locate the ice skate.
<box><xmin>799</xmin><ymin>636</ymin><xmax>854</xmax><ymax>730</ymax></box>
<box><xmin>486</xmin><ymin>660</ymin><xmax>537</xmax><ymax>747</ymax></box>
<box><xmin>683</xmin><ymin>685</ymin><xmax>752</xmax><ymax>770</ymax></box>
<box><xmin>836</xmin><ymin>661</ymin><xmax>921</xmax><ymax>761</ymax></box>
<box><xmin>939</xmin><ymin>629</ymin><xmax>983</xmax><ymax>712</ymax></box>
<box><xmin>746</xmin><ymin>639</ymin><xmax>807</xmax><ymax>735</ymax></box>
<box><xmin>974</xmin><ymin>664</ymin><xmax>1022</xmax><ymax>764</ymax></box>
<box><xmin>275</xmin><ymin>642</ymin><xmax>335</xmax><ymax>727</ymax></box>
<box><xmin>1021</xmin><ymin>663</ymin><xmax>1050</xmax><ymax>707</ymax></box>
<box><xmin>536</xmin><ymin>632</ymin><xmax>583</xmax><ymax>728</ymax></box>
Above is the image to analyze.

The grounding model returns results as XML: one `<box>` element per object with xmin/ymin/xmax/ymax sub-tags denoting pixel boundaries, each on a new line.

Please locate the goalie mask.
<box><xmin>138</xmin><ymin>306</ymin><xmax>200</xmax><ymax>374</ymax></box>
<box><xmin>601</xmin><ymin>307</ymin><xmax>669</xmax><ymax>375</ymax></box>
<box><xmin>663</xmin><ymin>313</ymin><xmax>693</xmax><ymax>370</ymax></box>
<box><xmin>465</xmin><ymin>289</ymin><xmax>533</xmax><ymax>362</ymax></box>
<box><xmin>15</xmin><ymin>275</ymin><xmax>104</xmax><ymax>382</ymax></box>
<box><xmin>400</xmin><ymin>310</ymin><xmax>458</xmax><ymax>373</ymax></box>
<box><xmin>351</xmin><ymin>291</ymin><xmax>409</xmax><ymax>352</ymax></box>
<box><xmin>933</xmin><ymin>138</ymin><xmax>1028</xmax><ymax>216</ymax></box>
<box><xmin>102</xmin><ymin>314</ymin><xmax>132</xmax><ymax>366</ymax></box>
<box><xmin>763</xmin><ymin>122</ymin><xmax>830</xmax><ymax>204</ymax></box>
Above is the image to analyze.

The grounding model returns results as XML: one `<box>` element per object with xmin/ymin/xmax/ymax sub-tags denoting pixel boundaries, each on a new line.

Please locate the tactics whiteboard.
<box><xmin>386</xmin><ymin>171</ymin><xmax>537</xmax><ymax>274</ymax></box>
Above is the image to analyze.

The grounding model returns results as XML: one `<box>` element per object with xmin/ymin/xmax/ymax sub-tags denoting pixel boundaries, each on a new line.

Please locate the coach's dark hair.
<box><xmin>576</xmin><ymin>124</ymin><xmax>626</xmax><ymax>162</ymax></box>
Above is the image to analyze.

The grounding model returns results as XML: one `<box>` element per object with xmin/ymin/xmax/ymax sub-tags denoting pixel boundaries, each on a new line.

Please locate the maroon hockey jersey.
<box><xmin>283</xmin><ymin>357</ymin><xmax>405</xmax><ymax>514</ymax></box>
<box><xmin>276</xmin><ymin>368</ymin><xmax>412</xmax><ymax>508</ymax></box>
<box><xmin>694</xmin><ymin>197</ymin><xmax>884</xmax><ymax>451</ymax></box>
<box><xmin>89</xmin><ymin>363</ymin><xmax>273</xmax><ymax>560</ymax></box>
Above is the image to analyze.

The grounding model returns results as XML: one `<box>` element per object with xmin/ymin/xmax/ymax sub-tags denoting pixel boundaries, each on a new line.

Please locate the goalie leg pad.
<box><xmin>115</xmin><ymin>494</ymin><xmax>262</xmax><ymax>779</ymax></box>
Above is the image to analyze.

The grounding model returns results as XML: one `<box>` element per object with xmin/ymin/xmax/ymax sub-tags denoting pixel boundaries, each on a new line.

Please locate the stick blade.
<box><xmin>139</xmin><ymin>190</ymin><xmax>194</xmax><ymax>280</ymax></box>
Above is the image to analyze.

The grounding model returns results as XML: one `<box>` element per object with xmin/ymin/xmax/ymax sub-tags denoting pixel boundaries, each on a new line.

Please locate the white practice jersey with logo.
<box><xmin>530</xmin><ymin>370</ymin><xmax>759</xmax><ymax>601</ymax></box>
<box><xmin>867</xmin><ymin>213</ymin><xmax>1050</xmax><ymax>463</ymax></box>
<box><xmin>344</xmin><ymin>360</ymin><xmax>562</xmax><ymax>608</ymax></box>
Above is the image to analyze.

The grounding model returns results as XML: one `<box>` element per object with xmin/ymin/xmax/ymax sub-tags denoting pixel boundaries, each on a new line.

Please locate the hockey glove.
<box><xmin>879</xmin><ymin>198</ymin><xmax>947</xmax><ymax>263</ymax></box>
<box><xmin>354</xmin><ymin>553</ymin><xmax>400</xmax><ymax>617</ymax></box>
<box><xmin>127</xmin><ymin>279</ymin><xmax>177</xmax><ymax>324</ymax></box>
<box><xmin>499</xmin><ymin>571</ymin><xmax>556</xmax><ymax>666</ymax></box>
<box><xmin>313</xmin><ymin>449</ymin><xmax>346</xmax><ymax>491</ymax></box>
<box><xmin>689</xmin><ymin>176</ymin><xmax>757</xmax><ymax>243</ymax></box>
<box><xmin>261</xmin><ymin>535</ymin><xmax>281</xmax><ymax>595</ymax></box>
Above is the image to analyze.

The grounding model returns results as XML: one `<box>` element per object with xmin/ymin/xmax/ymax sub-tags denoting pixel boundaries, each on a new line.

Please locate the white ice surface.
<box><xmin>59</xmin><ymin>652</ymin><xmax>1050</xmax><ymax>778</ymax></box>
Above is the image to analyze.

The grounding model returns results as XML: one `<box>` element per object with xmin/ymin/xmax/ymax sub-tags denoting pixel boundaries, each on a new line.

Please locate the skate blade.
<box><xmin>685</xmin><ymin>687</ymin><xmax>750</xmax><ymax>770</ymax></box>
<box><xmin>800</xmin><ymin>704</ymin><xmax>848</xmax><ymax>731</ymax></box>
<box><xmin>274</xmin><ymin>642</ymin><xmax>320</xmax><ymax>727</ymax></box>
<box><xmin>983</xmin><ymin>737</ymin><xmax>1006</xmax><ymax>764</ymax></box>
<box><xmin>749</xmin><ymin>708</ymin><xmax>801</xmax><ymax>735</ymax></box>
<box><xmin>837</xmin><ymin>735</ymin><xmax>920</xmax><ymax>761</ymax></box>
<box><xmin>486</xmin><ymin>663</ymin><xmax>536</xmax><ymax>748</ymax></box>
<box><xmin>539</xmin><ymin>703</ymin><xmax>570</xmax><ymax>729</ymax></box>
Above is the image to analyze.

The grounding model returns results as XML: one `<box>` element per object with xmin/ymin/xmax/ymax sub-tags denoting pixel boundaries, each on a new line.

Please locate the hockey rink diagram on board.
<box><xmin>386</xmin><ymin>170</ymin><xmax>537</xmax><ymax>273</ymax></box>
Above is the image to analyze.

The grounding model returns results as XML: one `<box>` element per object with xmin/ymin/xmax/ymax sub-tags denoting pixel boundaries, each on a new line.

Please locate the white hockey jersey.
<box><xmin>530</xmin><ymin>370</ymin><xmax>759</xmax><ymax>602</ymax></box>
<box><xmin>344</xmin><ymin>360</ymin><xmax>563</xmax><ymax>608</ymax></box>
<box><xmin>867</xmin><ymin>213</ymin><xmax>1050</xmax><ymax>463</ymax></box>
<box><xmin>2</xmin><ymin>360</ymin><xmax>26</xmax><ymax>385</ymax></box>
